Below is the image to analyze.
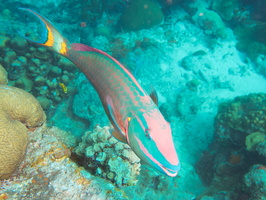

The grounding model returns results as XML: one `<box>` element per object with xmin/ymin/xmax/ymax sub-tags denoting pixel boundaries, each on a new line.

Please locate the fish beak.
<box><xmin>131</xmin><ymin>133</ymin><xmax>180</xmax><ymax>177</ymax></box>
<box><xmin>159</xmin><ymin>163</ymin><xmax>180</xmax><ymax>177</ymax></box>
<box><xmin>127</xmin><ymin>113</ymin><xmax>180</xmax><ymax>177</ymax></box>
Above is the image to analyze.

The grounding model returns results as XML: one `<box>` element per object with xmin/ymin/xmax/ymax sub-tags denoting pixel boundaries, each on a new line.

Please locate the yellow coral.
<box><xmin>0</xmin><ymin>85</ymin><xmax>46</xmax><ymax>179</ymax></box>
<box><xmin>245</xmin><ymin>132</ymin><xmax>266</xmax><ymax>151</ymax></box>
<box><xmin>0</xmin><ymin>64</ymin><xmax>8</xmax><ymax>85</ymax></box>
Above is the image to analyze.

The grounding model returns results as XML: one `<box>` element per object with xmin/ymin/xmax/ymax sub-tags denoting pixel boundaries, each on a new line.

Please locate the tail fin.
<box><xmin>18</xmin><ymin>8</ymin><xmax>69</xmax><ymax>56</ymax></box>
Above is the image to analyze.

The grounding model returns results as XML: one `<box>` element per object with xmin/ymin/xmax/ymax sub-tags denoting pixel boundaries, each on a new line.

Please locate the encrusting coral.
<box><xmin>0</xmin><ymin>66</ymin><xmax>46</xmax><ymax>179</ymax></box>
<box><xmin>245</xmin><ymin>131</ymin><xmax>266</xmax><ymax>152</ymax></box>
<box><xmin>75</xmin><ymin>125</ymin><xmax>141</xmax><ymax>186</ymax></box>
<box><xmin>215</xmin><ymin>93</ymin><xmax>266</xmax><ymax>138</ymax></box>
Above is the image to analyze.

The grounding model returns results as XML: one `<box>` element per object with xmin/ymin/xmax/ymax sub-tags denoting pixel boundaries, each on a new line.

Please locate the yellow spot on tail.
<box><xmin>60</xmin><ymin>42</ymin><xmax>68</xmax><ymax>55</ymax></box>
<box><xmin>127</xmin><ymin>117</ymin><xmax>131</xmax><ymax>122</ymax></box>
<box><xmin>44</xmin><ymin>25</ymin><xmax>54</xmax><ymax>47</ymax></box>
<box><xmin>59</xmin><ymin>83</ymin><xmax>68</xmax><ymax>93</ymax></box>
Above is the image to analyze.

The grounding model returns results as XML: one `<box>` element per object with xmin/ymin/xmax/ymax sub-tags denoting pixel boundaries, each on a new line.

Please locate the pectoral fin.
<box><xmin>109</xmin><ymin>128</ymin><xmax>127</xmax><ymax>143</ymax></box>
<box><xmin>149</xmin><ymin>89</ymin><xmax>158</xmax><ymax>106</ymax></box>
<box><xmin>106</xmin><ymin>96</ymin><xmax>127</xmax><ymax>143</ymax></box>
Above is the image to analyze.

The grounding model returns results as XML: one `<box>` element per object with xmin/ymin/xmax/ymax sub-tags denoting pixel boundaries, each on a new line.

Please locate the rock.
<box><xmin>57</xmin><ymin>57</ymin><xmax>76</xmax><ymax>72</ymax></box>
<box><xmin>120</xmin><ymin>0</ymin><xmax>164</xmax><ymax>31</ymax></box>
<box><xmin>0</xmin><ymin>35</ymin><xmax>10</xmax><ymax>52</ymax></box>
<box><xmin>4</xmin><ymin>51</ymin><xmax>17</xmax><ymax>66</ymax></box>
<box><xmin>34</xmin><ymin>75</ymin><xmax>46</xmax><ymax>86</ymax></box>
<box><xmin>9</xmin><ymin>36</ymin><xmax>28</xmax><ymax>53</ymax></box>
<box><xmin>95</xmin><ymin>26</ymin><xmax>112</xmax><ymax>39</ymax></box>
<box><xmin>17</xmin><ymin>56</ymin><xmax>27</xmax><ymax>66</ymax></box>
<box><xmin>212</xmin><ymin>0</ymin><xmax>239</xmax><ymax>21</ymax></box>
<box><xmin>14</xmin><ymin>76</ymin><xmax>33</xmax><ymax>92</ymax></box>
<box><xmin>49</xmin><ymin>66</ymin><xmax>62</xmax><ymax>77</ymax></box>
<box><xmin>31</xmin><ymin>58</ymin><xmax>41</xmax><ymax>67</ymax></box>
<box><xmin>37</xmin><ymin>96</ymin><xmax>51</xmax><ymax>110</ymax></box>
<box><xmin>8</xmin><ymin>60</ymin><xmax>25</xmax><ymax>80</ymax></box>
<box><xmin>61</xmin><ymin>74</ymin><xmax>70</xmax><ymax>84</ymax></box>
<box><xmin>193</xmin><ymin>9</ymin><xmax>229</xmax><ymax>38</ymax></box>
<box><xmin>1</xmin><ymin>9</ymin><xmax>12</xmax><ymax>20</ymax></box>
<box><xmin>34</xmin><ymin>47</ymin><xmax>50</xmax><ymax>60</ymax></box>
<box><xmin>46</xmin><ymin>79</ymin><xmax>58</xmax><ymax>89</ymax></box>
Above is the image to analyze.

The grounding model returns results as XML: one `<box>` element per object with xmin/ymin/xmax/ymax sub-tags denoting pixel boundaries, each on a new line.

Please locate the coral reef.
<box><xmin>244</xmin><ymin>165</ymin><xmax>266</xmax><ymax>200</ymax></box>
<box><xmin>234</xmin><ymin>22</ymin><xmax>266</xmax><ymax>62</ymax></box>
<box><xmin>74</xmin><ymin>125</ymin><xmax>141</xmax><ymax>187</ymax></box>
<box><xmin>245</xmin><ymin>131</ymin><xmax>266</xmax><ymax>151</ymax></box>
<box><xmin>215</xmin><ymin>93</ymin><xmax>266</xmax><ymax>138</ymax></box>
<box><xmin>0</xmin><ymin>35</ymin><xmax>10</xmax><ymax>52</ymax></box>
<box><xmin>120</xmin><ymin>0</ymin><xmax>164</xmax><ymax>31</ymax></box>
<box><xmin>0</xmin><ymin>33</ymin><xmax>77</xmax><ymax>110</ymax></box>
<box><xmin>254</xmin><ymin>54</ymin><xmax>266</xmax><ymax>78</ymax></box>
<box><xmin>0</xmin><ymin>123</ymin><xmax>188</xmax><ymax>199</ymax></box>
<box><xmin>0</xmin><ymin>85</ymin><xmax>46</xmax><ymax>180</ymax></box>
<box><xmin>2</xmin><ymin>1</ymin><xmax>264</xmax><ymax>199</ymax></box>
<box><xmin>232</xmin><ymin>2</ymin><xmax>266</xmax><ymax>79</ymax></box>
<box><xmin>0</xmin><ymin>125</ymin><xmax>129</xmax><ymax>199</ymax></box>
<box><xmin>192</xmin><ymin>9</ymin><xmax>229</xmax><ymax>38</ymax></box>
<box><xmin>196</xmin><ymin>93</ymin><xmax>266</xmax><ymax>199</ymax></box>
<box><xmin>212</xmin><ymin>0</ymin><xmax>240</xmax><ymax>21</ymax></box>
<box><xmin>243</xmin><ymin>0</ymin><xmax>266</xmax><ymax>22</ymax></box>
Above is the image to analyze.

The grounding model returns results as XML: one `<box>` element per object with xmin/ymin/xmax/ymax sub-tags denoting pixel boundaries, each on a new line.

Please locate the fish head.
<box><xmin>127</xmin><ymin>110</ymin><xmax>180</xmax><ymax>177</ymax></box>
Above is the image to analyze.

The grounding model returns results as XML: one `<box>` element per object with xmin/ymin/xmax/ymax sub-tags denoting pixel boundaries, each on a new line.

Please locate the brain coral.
<box><xmin>0</xmin><ymin>64</ymin><xmax>8</xmax><ymax>85</ymax></box>
<box><xmin>0</xmin><ymin>85</ymin><xmax>46</xmax><ymax>179</ymax></box>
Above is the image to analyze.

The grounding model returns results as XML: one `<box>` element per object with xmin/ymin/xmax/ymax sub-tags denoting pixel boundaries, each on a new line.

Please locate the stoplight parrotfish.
<box><xmin>18</xmin><ymin>8</ymin><xmax>180</xmax><ymax>177</ymax></box>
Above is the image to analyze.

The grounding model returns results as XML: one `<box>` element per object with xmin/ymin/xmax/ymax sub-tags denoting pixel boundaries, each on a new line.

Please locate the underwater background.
<box><xmin>1</xmin><ymin>0</ymin><xmax>266</xmax><ymax>199</ymax></box>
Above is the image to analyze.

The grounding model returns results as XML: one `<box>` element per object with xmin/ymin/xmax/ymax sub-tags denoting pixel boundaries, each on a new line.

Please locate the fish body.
<box><xmin>59</xmin><ymin>83</ymin><xmax>67</xmax><ymax>93</ymax></box>
<box><xmin>19</xmin><ymin>8</ymin><xmax>180</xmax><ymax>176</ymax></box>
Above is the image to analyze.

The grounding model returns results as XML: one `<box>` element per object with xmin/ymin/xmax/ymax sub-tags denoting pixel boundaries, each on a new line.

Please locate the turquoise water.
<box><xmin>1</xmin><ymin>0</ymin><xmax>266</xmax><ymax>199</ymax></box>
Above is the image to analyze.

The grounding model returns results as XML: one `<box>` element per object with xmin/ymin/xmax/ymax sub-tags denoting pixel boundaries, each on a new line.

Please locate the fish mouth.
<box><xmin>158</xmin><ymin>163</ymin><xmax>180</xmax><ymax>177</ymax></box>
<box><xmin>133</xmin><ymin>135</ymin><xmax>180</xmax><ymax>177</ymax></box>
